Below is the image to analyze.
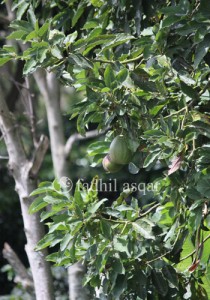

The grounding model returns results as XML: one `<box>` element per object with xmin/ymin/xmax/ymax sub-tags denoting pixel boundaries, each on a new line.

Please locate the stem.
<box><xmin>135</xmin><ymin>203</ymin><xmax>161</xmax><ymax>220</ymax></box>
<box><xmin>163</xmin><ymin>107</ymin><xmax>187</xmax><ymax>119</ymax></box>
<box><xmin>198</xmin><ymin>76</ymin><xmax>210</xmax><ymax>95</ymax></box>
<box><xmin>147</xmin><ymin>250</ymin><xmax>172</xmax><ymax>265</ymax></box>
<box><xmin>147</xmin><ymin>228</ymin><xmax>181</xmax><ymax>265</ymax></box>
<box><xmin>94</xmin><ymin>54</ymin><xmax>143</xmax><ymax>65</ymax></box>
<box><xmin>179</xmin><ymin>234</ymin><xmax>210</xmax><ymax>262</ymax></box>
<box><xmin>101</xmin><ymin>216</ymin><xmax>128</xmax><ymax>224</ymax></box>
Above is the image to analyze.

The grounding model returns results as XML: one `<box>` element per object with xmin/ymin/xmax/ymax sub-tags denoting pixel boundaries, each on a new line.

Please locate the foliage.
<box><xmin>30</xmin><ymin>176</ymin><xmax>210</xmax><ymax>299</ymax></box>
<box><xmin>1</xmin><ymin>0</ymin><xmax>210</xmax><ymax>298</ymax></box>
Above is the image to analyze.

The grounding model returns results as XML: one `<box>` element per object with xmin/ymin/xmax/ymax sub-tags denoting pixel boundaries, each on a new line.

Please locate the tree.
<box><xmin>1</xmin><ymin>0</ymin><xmax>210</xmax><ymax>299</ymax></box>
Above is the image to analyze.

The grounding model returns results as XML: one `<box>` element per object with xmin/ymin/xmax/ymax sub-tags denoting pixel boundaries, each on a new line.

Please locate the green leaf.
<box><xmin>48</xmin><ymin>222</ymin><xmax>67</xmax><ymax>234</ymax></box>
<box><xmin>49</xmin><ymin>29</ymin><xmax>65</xmax><ymax>45</ymax></box>
<box><xmin>112</xmin><ymin>275</ymin><xmax>127</xmax><ymax>299</ymax></box>
<box><xmin>202</xmin><ymin>265</ymin><xmax>210</xmax><ymax>297</ymax></box>
<box><xmin>150</xmin><ymin>105</ymin><xmax>164</xmax><ymax>116</ymax></box>
<box><xmin>38</xmin><ymin>22</ymin><xmax>50</xmax><ymax>37</ymax></box>
<box><xmin>132</xmin><ymin>220</ymin><xmax>155</xmax><ymax>240</ymax></box>
<box><xmin>162</xmin><ymin>265</ymin><xmax>179</xmax><ymax>289</ymax></box>
<box><xmin>45</xmin><ymin>252</ymin><xmax>59</xmax><ymax>263</ymax></box>
<box><xmin>194</xmin><ymin>34</ymin><xmax>210</xmax><ymax>68</ymax></box>
<box><xmin>68</xmin><ymin>54</ymin><xmax>93</xmax><ymax>69</ymax></box>
<box><xmin>101</xmin><ymin>33</ymin><xmax>135</xmax><ymax>52</ymax></box>
<box><xmin>152</xmin><ymin>270</ymin><xmax>168</xmax><ymax>296</ymax></box>
<box><xmin>196</xmin><ymin>176</ymin><xmax>210</xmax><ymax>197</ymax></box>
<box><xmin>71</xmin><ymin>220</ymin><xmax>83</xmax><ymax>236</ymax></box>
<box><xmin>116</xmin><ymin>68</ymin><xmax>129</xmax><ymax>84</ymax></box>
<box><xmin>177</xmin><ymin>235</ymin><xmax>194</xmax><ymax>272</ymax></box>
<box><xmin>144</xmin><ymin>129</ymin><xmax>164</xmax><ymax>137</ymax></box>
<box><xmin>160</xmin><ymin>0</ymin><xmax>190</xmax><ymax>16</ymax></box>
<box><xmin>87</xmin><ymin>141</ymin><xmax>110</xmax><ymax>156</ymax></box>
<box><xmin>90</xmin><ymin>0</ymin><xmax>103</xmax><ymax>7</ymax></box>
<box><xmin>180</xmin><ymin>81</ymin><xmax>198</xmax><ymax>99</ymax></box>
<box><xmin>29</xmin><ymin>196</ymin><xmax>48</xmax><ymax>214</ymax></box>
<box><xmin>43</xmin><ymin>195</ymin><xmax>68</xmax><ymax>205</ymax></box>
<box><xmin>0</xmin><ymin>57</ymin><xmax>12</xmax><ymax>66</ymax></box>
<box><xmin>35</xmin><ymin>234</ymin><xmax>57</xmax><ymax>250</ymax></box>
<box><xmin>143</xmin><ymin>151</ymin><xmax>160</xmax><ymax>168</ymax></box>
<box><xmin>25</xmin><ymin>30</ymin><xmax>38</xmax><ymax>41</ymax></box>
<box><xmin>72</xmin><ymin>5</ymin><xmax>85</xmax><ymax>27</ymax></box>
<box><xmin>10</xmin><ymin>20</ymin><xmax>33</xmax><ymax>31</ymax></box>
<box><xmin>113</xmin><ymin>236</ymin><xmax>129</xmax><ymax>254</ymax></box>
<box><xmin>16</xmin><ymin>2</ymin><xmax>29</xmax><ymax>20</ymax></box>
<box><xmin>64</xmin><ymin>31</ymin><xmax>78</xmax><ymax>45</ymax></box>
<box><xmin>87</xmin><ymin>198</ymin><xmax>107</xmax><ymax>214</ymax></box>
<box><xmin>30</xmin><ymin>186</ymin><xmax>52</xmax><ymax>196</ymax></box>
<box><xmin>27</xmin><ymin>5</ymin><xmax>37</xmax><ymax>28</ymax></box>
<box><xmin>73</xmin><ymin>34</ymin><xmax>113</xmax><ymax>54</ymax></box>
<box><xmin>100</xmin><ymin>219</ymin><xmax>112</xmax><ymax>239</ymax></box>
<box><xmin>51</xmin><ymin>47</ymin><xmax>63</xmax><ymax>59</ymax></box>
<box><xmin>23</xmin><ymin>58</ymin><xmax>37</xmax><ymax>75</ymax></box>
<box><xmin>7</xmin><ymin>30</ymin><xmax>27</xmax><ymax>40</ymax></box>
<box><xmin>104</xmin><ymin>64</ymin><xmax>115</xmax><ymax>88</ymax></box>
<box><xmin>162</xmin><ymin>15</ymin><xmax>182</xmax><ymax>28</ymax></box>
<box><xmin>112</xmin><ymin>258</ymin><xmax>125</xmax><ymax>275</ymax></box>
<box><xmin>74</xmin><ymin>204</ymin><xmax>83</xmax><ymax>219</ymax></box>
<box><xmin>2</xmin><ymin>45</ymin><xmax>16</xmax><ymax>53</ymax></box>
<box><xmin>60</xmin><ymin>233</ymin><xmax>73</xmax><ymax>252</ymax></box>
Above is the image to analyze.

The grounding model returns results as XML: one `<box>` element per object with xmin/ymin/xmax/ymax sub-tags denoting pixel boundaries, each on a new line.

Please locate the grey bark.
<box><xmin>3</xmin><ymin>243</ymin><xmax>34</xmax><ymax>293</ymax></box>
<box><xmin>0</xmin><ymin>87</ymin><xmax>54</xmax><ymax>300</ymax></box>
<box><xmin>34</xmin><ymin>69</ymin><xmax>89</xmax><ymax>300</ymax></box>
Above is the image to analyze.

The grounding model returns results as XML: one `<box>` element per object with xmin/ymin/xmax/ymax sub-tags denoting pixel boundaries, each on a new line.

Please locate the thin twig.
<box><xmin>163</xmin><ymin>107</ymin><xmax>187</xmax><ymax>119</ymax></box>
<box><xmin>25</xmin><ymin>77</ymin><xmax>38</xmax><ymax>146</ymax></box>
<box><xmin>179</xmin><ymin>234</ymin><xmax>210</xmax><ymax>262</ymax></box>
<box><xmin>146</xmin><ymin>228</ymin><xmax>181</xmax><ymax>265</ymax></box>
<box><xmin>94</xmin><ymin>54</ymin><xmax>143</xmax><ymax>65</ymax></box>
<box><xmin>135</xmin><ymin>203</ymin><xmax>161</xmax><ymax>220</ymax></box>
<box><xmin>147</xmin><ymin>249</ymin><xmax>172</xmax><ymax>265</ymax></box>
<box><xmin>29</xmin><ymin>135</ymin><xmax>49</xmax><ymax>178</ymax></box>
<box><xmin>0</xmin><ymin>155</ymin><xmax>9</xmax><ymax>159</ymax></box>
<box><xmin>64</xmin><ymin>128</ymin><xmax>108</xmax><ymax>157</ymax></box>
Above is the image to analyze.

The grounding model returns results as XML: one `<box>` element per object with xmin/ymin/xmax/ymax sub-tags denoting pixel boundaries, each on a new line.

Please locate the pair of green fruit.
<box><xmin>102</xmin><ymin>135</ymin><xmax>133</xmax><ymax>173</ymax></box>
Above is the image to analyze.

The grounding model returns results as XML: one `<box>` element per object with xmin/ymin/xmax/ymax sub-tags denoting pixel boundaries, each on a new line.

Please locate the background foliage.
<box><xmin>1</xmin><ymin>0</ymin><xmax>210</xmax><ymax>299</ymax></box>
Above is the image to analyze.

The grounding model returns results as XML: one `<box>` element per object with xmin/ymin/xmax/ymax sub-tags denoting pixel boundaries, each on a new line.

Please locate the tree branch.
<box><xmin>34</xmin><ymin>69</ymin><xmax>69</xmax><ymax>179</ymax></box>
<box><xmin>5</xmin><ymin>0</ymin><xmax>15</xmax><ymax>21</ymax></box>
<box><xmin>64</xmin><ymin>129</ymin><xmax>107</xmax><ymax>157</ymax></box>
<box><xmin>0</xmin><ymin>86</ymin><xmax>54</xmax><ymax>300</ymax></box>
<box><xmin>0</xmin><ymin>155</ymin><xmax>9</xmax><ymax>159</ymax></box>
<box><xmin>3</xmin><ymin>243</ymin><xmax>34</xmax><ymax>293</ymax></box>
<box><xmin>29</xmin><ymin>135</ymin><xmax>49</xmax><ymax>178</ymax></box>
<box><xmin>25</xmin><ymin>77</ymin><xmax>38</xmax><ymax>146</ymax></box>
<box><xmin>34</xmin><ymin>69</ymin><xmax>89</xmax><ymax>300</ymax></box>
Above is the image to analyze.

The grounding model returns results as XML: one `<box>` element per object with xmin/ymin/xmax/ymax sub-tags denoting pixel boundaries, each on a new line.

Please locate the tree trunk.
<box><xmin>0</xmin><ymin>87</ymin><xmax>54</xmax><ymax>300</ymax></box>
<box><xmin>34</xmin><ymin>69</ymin><xmax>89</xmax><ymax>300</ymax></box>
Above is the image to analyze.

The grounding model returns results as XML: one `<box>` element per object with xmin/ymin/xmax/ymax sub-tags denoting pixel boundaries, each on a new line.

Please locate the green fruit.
<box><xmin>102</xmin><ymin>154</ymin><xmax>123</xmax><ymax>173</ymax></box>
<box><xmin>109</xmin><ymin>135</ymin><xmax>133</xmax><ymax>165</ymax></box>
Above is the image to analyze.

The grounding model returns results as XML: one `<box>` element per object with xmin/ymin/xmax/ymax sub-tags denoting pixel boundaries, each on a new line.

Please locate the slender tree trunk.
<box><xmin>0</xmin><ymin>88</ymin><xmax>54</xmax><ymax>300</ymax></box>
<box><xmin>34</xmin><ymin>69</ymin><xmax>89</xmax><ymax>300</ymax></box>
